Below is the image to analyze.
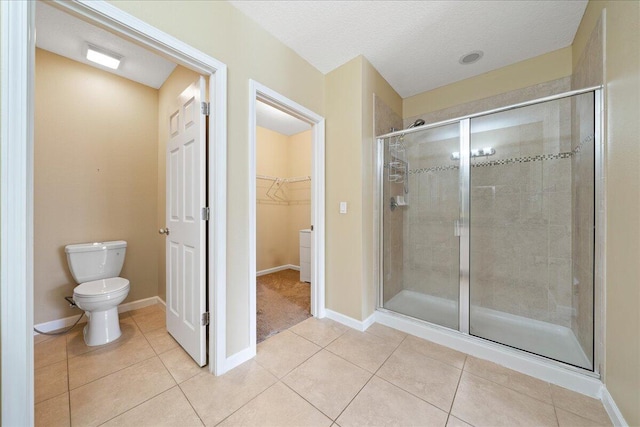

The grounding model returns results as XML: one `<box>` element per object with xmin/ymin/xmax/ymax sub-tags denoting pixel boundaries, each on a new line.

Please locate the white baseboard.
<box><xmin>601</xmin><ymin>386</ymin><xmax>628</xmax><ymax>426</ymax></box>
<box><xmin>33</xmin><ymin>296</ymin><xmax>163</xmax><ymax>335</ymax></box>
<box><xmin>224</xmin><ymin>347</ymin><xmax>255</xmax><ymax>372</ymax></box>
<box><xmin>257</xmin><ymin>264</ymin><xmax>299</xmax><ymax>277</ymax></box>
<box><xmin>325</xmin><ymin>309</ymin><xmax>377</xmax><ymax>332</ymax></box>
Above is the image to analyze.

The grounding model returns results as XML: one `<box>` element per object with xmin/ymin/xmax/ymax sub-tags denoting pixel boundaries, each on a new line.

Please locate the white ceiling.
<box><xmin>228</xmin><ymin>1</ymin><xmax>588</xmax><ymax>98</ymax></box>
<box><xmin>35</xmin><ymin>1</ymin><xmax>588</xmax><ymax>103</ymax></box>
<box><xmin>35</xmin><ymin>2</ymin><xmax>306</xmax><ymax>136</ymax></box>
<box><xmin>257</xmin><ymin>101</ymin><xmax>312</xmax><ymax>136</ymax></box>
<box><xmin>35</xmin><ymin>2</ymin><xmax>176</xmax><ymax>89</ymax></box>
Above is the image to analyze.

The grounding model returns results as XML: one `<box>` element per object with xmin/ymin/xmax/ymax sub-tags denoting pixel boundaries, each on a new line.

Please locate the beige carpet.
<box><xmin>257</xmin><ymin>269</ymin><xmax>311</xmax><ymax>343</ymax></box>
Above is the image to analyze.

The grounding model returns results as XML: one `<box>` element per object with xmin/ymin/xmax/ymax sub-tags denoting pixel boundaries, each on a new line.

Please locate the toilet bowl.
<box><xmin>73</xmin><ymin>277</ymin><xmax>130</xmax><ymax>346</ymax></box>
<box><xmin>65</xmin><ymin>241</ymin><xmax>129</xmax><ymax>346</ymax></box>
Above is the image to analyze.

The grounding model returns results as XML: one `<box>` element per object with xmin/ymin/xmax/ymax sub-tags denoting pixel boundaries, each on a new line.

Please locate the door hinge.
<box><xmin>202</xmin><ymin>207</ymin><xmax>210</xmax><ymax>221</ymax></box>
<box><xmin>201</xmin><ymin>101</ymin><xmax>210</xmax><ymax>116</ymax></box>
<box><xmin>201</xmin><ymin>312</ymin><xmax>210</xmax><ymax>326</ymax></box>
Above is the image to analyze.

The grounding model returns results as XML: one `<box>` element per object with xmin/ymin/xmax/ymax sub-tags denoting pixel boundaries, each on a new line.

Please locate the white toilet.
<box><xmin>65</xmin><ymin>240</ymin><xmax>130</xmax><ymax>346</ymax></box>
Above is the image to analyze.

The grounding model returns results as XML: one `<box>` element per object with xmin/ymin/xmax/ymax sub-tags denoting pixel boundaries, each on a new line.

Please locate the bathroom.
<box><xmin>33</xmin><ymin>3</ymin><xmax>206</xmax><ymax>338</ymax></box>
<box><xmin>5</xmin><ymin>1</ymin><xmax>632</xmax><ymax>426</ymax></box>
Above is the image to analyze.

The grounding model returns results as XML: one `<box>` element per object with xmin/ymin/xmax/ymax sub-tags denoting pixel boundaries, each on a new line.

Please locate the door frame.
<box><xmin>248</xmin><ymin>80</ymin><xmax>326</xmax><ymax>352</ymax></box>
<box><xmin>1</xmin><ymin>1</ymin><xmax>228</xmax><ymax>422</ymax></box>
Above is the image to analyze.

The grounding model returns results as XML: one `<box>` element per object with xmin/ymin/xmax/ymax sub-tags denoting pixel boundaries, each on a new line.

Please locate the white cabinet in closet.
<box><xmin>299</xmin><ymin>229</ymin><xmax>311</xmax><ymax>283</ymax></box>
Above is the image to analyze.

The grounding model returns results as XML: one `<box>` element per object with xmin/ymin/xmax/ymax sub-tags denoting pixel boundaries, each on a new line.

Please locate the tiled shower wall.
<box><xmin>402</xmin><ymin>132</ymin><xmax>460</xmax><ymax>302</ymax></box>
<box><xmin>469</xmin><ymin>103</ymin><xmax>574</xmax><ymax>327</ymax></box>
<box><xmin>392</xmin><ymin>80</ymin><xmax>579</xmax><ymax>328</ymax></box>
<box><xmin>383</xmin><ymin>73</ymin><xmax>598</xmax><ymax>363</ymax></box>
<box><xmin>375</xmin><ymin>95</ymin><xmax>404</xmax><ymax>305</ymax></box>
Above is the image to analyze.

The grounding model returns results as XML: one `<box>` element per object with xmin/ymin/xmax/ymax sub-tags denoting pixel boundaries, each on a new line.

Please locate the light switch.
<box><xmin>339</xmin><ymin>201</ymin><xmax>347</xmax><ymax>214</ymax></box>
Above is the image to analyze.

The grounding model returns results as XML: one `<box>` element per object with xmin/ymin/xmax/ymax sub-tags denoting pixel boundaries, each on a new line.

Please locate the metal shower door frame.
<box><xmin>375</xmin><ymin>86</ymin><xmax>603</xmax><ymax>376</ymax></box>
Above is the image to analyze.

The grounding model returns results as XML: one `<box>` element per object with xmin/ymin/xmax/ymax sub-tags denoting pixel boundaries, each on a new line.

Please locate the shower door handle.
<box><xmin>454</xmin><ymin>220</ymin><xmax>460</xmax><ymax>237</ymax></box>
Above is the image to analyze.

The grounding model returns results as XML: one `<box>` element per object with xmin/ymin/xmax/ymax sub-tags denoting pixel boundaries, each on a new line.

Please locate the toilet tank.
<box><xmin>65</xmin><ymin>241</ymin><xmax>127</xmax><ymax>283</ymax></box>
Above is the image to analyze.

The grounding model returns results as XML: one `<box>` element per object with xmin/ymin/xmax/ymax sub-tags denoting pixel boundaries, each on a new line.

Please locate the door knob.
<box><xmin>159</xmin><ymin>227</ymin><xmax>170</xmax><ymax>235</ymax></box>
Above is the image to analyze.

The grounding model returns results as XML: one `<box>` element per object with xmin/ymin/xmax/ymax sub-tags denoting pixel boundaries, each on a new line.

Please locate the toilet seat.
<box><xmin>74</xmin><ymin>277</ymin><xmax>130</xmax><ymax>299</ymax></box>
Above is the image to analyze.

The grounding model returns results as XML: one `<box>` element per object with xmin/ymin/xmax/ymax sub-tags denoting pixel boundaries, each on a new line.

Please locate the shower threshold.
<box><xmin>385</xmin><ymin>289</ymin><xmax>591</xmax><ymax>370</ymax></box>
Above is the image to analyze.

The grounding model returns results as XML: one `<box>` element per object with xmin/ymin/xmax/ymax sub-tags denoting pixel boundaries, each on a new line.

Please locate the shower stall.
<box><xmin>377</xmin><ymin>88</ymin><xmax>601</xmax><ymax>372</ymax></box>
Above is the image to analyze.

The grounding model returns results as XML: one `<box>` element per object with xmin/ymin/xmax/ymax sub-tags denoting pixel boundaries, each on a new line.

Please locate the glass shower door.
<box><xmin>468</xmin><ymin>94</ymin><xmax>595</xmax><ymax>370</ymax></box>
<box><xmin>381</xmin><ymin>123</ymin><xmax>461</xmax><ymax>330</ymax></box>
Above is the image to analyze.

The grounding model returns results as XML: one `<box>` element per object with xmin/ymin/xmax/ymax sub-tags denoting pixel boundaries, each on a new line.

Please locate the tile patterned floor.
<box><xmin>35</xmin><ymin>304</ymin><xmax>612</xmax><ymax>427</ymax></box>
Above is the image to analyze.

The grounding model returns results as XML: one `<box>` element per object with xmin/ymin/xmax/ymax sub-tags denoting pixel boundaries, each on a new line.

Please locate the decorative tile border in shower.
<box><xmin>471</xmin><ymin>151</ymin><xmax>572</xmax><ymax>168</ymax></box>
<box><xmin>407</xmin><ymin>164</ymin><xmax>460</xmax><ymax>174</ymax></box>
<box><xmin>572</xmin><ymin>134</ymin><xmax>595</xmax><ymax>154</ymax></box>
<box><xmin>402</xmin><ymin>133</ymin><xmax>595</xmax><ymax>175</ymax></box>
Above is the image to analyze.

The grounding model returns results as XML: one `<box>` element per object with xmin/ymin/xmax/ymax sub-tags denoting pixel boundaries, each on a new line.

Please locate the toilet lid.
<box><xmin>74</xmin><ymin>277</ymin><xmax>129</xmax><ymax>297</ymax></box>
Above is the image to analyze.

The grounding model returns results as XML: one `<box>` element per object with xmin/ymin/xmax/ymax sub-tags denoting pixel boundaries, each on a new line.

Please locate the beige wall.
<box><xmin>573</xmin><ymin>2</ymin><xmax>640</xmax><ymax>424</ymax></box>
<box><xmin>325</xmin><ymin>55</ymin><xmax>402</xmax><ymax>320</ymax></box>
<box><xmin>362</xmin><ymin>58</ymin><xmax>403</xmax><ymax>317</ymax></box>
<box><xmin>109</xmin><ymin>0</ymin><xmax>325</xmax><ymax>356</ymax></box>
<box><xmin>325</xmin><ymin>57</ymin><xmax>365</xmax><ymax>320</ymax></box>
<box><xmin>156</xmin><ymin>65</ymin><xmax>202</xmax><ymax>302</ymax></box>
<box><xmin>403</xmin><ymin>47</ymin><xmax>572</xmax><ymax>119</ymax></box>
<box><xmin>34</xmin><ymin>49</ymin><xmax>159</xmax><ymax>324</ymax></box>
<box><xmin>286</xmin><ymin>130</ymin><xmax>313</xmax><ymax>263</ymax></box>
<box><xmin>256</xmin><ymin>127</ymin><xmax>311</xmax><ymax>272</ymax></box>
<box><xmin>257</xmin><ymin>127</ymin><xmax>290</xmax><ymax>271</ymax></box>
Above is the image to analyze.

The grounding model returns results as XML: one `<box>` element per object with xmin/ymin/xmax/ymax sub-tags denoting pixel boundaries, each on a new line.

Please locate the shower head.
<box><xmin>407</xmin><ymin>119</ymin><xmax>425</xmax><ymax>129</ymax></box>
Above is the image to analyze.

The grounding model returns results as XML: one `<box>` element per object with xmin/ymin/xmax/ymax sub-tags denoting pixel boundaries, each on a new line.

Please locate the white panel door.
<box><xmin>165</xmin><ymin>77</ymin><xmax>207</xmax><ymax>366</ymax></box>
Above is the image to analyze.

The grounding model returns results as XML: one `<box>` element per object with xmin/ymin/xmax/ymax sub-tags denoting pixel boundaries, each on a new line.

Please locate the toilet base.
<box><xmin>83</xmin><ymin>307</ymin><xmax>122</xmax><ymax>346</ymax></box>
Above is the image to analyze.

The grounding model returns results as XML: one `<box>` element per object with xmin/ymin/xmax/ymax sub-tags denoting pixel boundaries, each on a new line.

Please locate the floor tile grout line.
<box><xmin>462</xmin><ymin>356</ymin><xmax>557</xmax><ymax>406</ymax></box>
<box><xmin>90</xmin><ymin>337</ymin><xmax>178</xmax><ymax>426</ymax></box>
<box><xmin>66</xmin><ymin>318</ymin><xmax>142</xmax><ymax>361</ymax></box>
<box><xmin>369</xmin><ymin>336</ymin><xmax>464</xmax><ymax>417</ymax></box>
<box><xmin>279</xmin><ymin>378</ymin><xmax>337</xmax><ymax>422</ymax></box>
<box><xmin>549</xmin><ymin>398</ymin><xmax>609</xmax><ymax>426</ymax></box>
<box><xmin>210</xmin><ymin>376</ymin><xmax>281</xmax><ymax>426</ymax></box>
<box><xmin>254</xmin><ymin>332</ymin><xmax>323</xmax><ymax>379</ymax></box>
<box><xmin>95</xmin><ymin>382</ymin><xmax>179</xmax><ymax>427</ymax></box>
<box><xmin>67</xmin><ymin>352</ymin><xmax>159</xmax><ymax>392</ymax></box>
<box><xmin>287</xmin><ymin>322</ymin><xmax>349</xmax><ymax>349</ymax></box>
<box><xmin>373</xmin><ymin>374</ymin><xmax>452</xmax><ymax>419</ymax></box>
<box><xmin>331</xmin><ymin>371</ymin><xmax>377</xmax><ymax>423</ymax></box>
<box><xmin>445</xmin><ymin>355</ymin><xmax>468</xmax><ymax>425</ymax></box>
<box><xmin>318</xmin><ymin>334</ymin><xmax>412</xmax><ymax>422</ymax></box>
<box><xmin>34</xmin><ymin>337</ymin><xmax>69</xmax><ymax>370</ymax></box>
<box><xmin>361</xmin><ymin>326</ymin><xmax>407</xmax><ymax>345</ymax></box>
<box><xmin>285</xmin><ymin>327</ymin><xmax>337</xmax><ymax>349</ymax></box>
<box><xmin>551</xmin><ymin>402</ymin><xmax>561</xmax><ymax>427</ymax></box>
<box><xmin>66</xmin><ymin>334</ymin><xmax>72</xmax><ymax>427</ymax></box>
<box><xmin>175</xmin><ymin>383</ymin><xmax>207</xmax><ymax>426</ymax></box>
<box><xmin>461</xmin><ymin>369</ymin><xmax>557</xmax><ymax>409</ymax></box>
<box><xmin>321</xmin><ymin>337</ymin><xmax>397</xmax><ymax>376</ymax></box>
<box><xmin>65</xmin><ymin>314</ymin><xmax>157</xmax><ymax>390</ymax></box>
<box><xmin>155</xmin><ymin>345</ymin><xmax>202</xmax><ymax>385</ymax></box>
<box><xmin>34</xmin><ymin>388</ymin><xmax>70</xmax><ymax>408</ymax></box>
<box><xmin>371</xmin><ymin>334</ymin><xmax>409</xmax><ymax>376</ymax></box>
<box><xmin>136</xmin><ymin>316</ymin><xmax>167</xmax><ymax>357</ymax></box>
<box><xmin>401</xmin><ymin>336</ymin><xmax>468</xmax><ymax>371</ymax></box>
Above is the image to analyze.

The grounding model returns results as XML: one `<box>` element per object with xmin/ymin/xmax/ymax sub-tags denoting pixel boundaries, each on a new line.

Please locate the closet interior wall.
<box><xmin>256</xmin><ymin>127</ymin><xmax>312</xmax><ymax>272</ymax></box>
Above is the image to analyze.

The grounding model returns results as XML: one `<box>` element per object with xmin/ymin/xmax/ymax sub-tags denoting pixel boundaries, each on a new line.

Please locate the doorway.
<box><xmin>255</xmin><ymin>100</ymin><xmax>313</xmax><ymax>342</ymax></box>
<box><xmin>1</xmin><ymin>2</ymin><xmax>227</xmax><ymax>423</ymax></box>
<box><xmin>249</xmin><ymin>80</ymin><xmax>325</xmax><ymax>353</ymax></box>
